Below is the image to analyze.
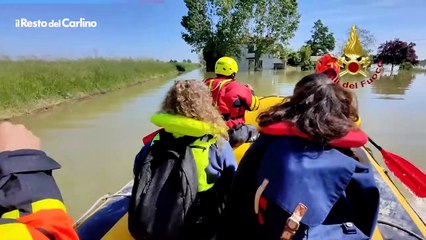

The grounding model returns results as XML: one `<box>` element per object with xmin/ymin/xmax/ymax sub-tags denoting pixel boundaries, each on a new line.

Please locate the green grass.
<box><xmin>0</xmin><ymin>59</ymin><xmax>200</xmax><ymax>119</ymax></box>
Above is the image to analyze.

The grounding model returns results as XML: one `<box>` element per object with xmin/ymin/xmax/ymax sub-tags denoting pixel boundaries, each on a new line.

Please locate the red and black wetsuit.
<box><xmin>204</xmin><ymin>77</ymin><xmax>259</xmax><ymax>128</ymax></box>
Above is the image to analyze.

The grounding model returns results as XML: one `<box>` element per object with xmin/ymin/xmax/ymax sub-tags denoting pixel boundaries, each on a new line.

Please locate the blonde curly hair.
<box><xmin>161</xmin><ymin>80</ymin><xmax>229</xmax><ymax>139</ymax></box>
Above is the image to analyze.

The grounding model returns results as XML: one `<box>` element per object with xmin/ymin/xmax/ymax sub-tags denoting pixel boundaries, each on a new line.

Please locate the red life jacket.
<box><xmin>260</xmin><ymin>121</ymin><xmax>368</xmax><ymax>148</ymax></box>
<box><xmin>204</xmin><ymin>77</ymin><xmax>255</xmax><ymax>128</ymax></box>
<box><xmin>256</xmin><ymin>121</ymin><xmax>371</xmax><ymax>232</ymax></box>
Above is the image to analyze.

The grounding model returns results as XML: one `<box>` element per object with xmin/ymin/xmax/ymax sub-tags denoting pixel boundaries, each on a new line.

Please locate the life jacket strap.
<box><xmin>254</xmin><ymin>179</ymin><xmax>269</xmax><ymax>225</ymax></box>
<box><xmin>280</xmin><ymin>203</ymin><xmax>308</xmax><ymax>240</ymax></box>
<box><xmin>208</xmin><ymin>79</ymin><xmax>233</xmax><ymax>107</ymax></box>
<box><xmin>254</xmin><ymin>179</ymin><xmax>269</xmax><ymax>214</ymax></box>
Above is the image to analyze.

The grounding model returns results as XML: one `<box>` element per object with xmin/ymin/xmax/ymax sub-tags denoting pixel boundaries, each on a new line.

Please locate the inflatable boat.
<box><xmin>74</xmin><ymin>96</ymin><xmax>426</xmax><ymax>240</ymax></box>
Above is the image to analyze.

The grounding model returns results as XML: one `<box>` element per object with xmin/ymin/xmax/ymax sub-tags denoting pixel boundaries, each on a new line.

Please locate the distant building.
<box><xmin>310</xmin><ymin>56</ymin><xmax>322</xmax><ymax>63</ymax></box>
<box><xmin>237</xmin><ymin>45</ymin><xmax>285</xmax><ymax>71</ymax></box>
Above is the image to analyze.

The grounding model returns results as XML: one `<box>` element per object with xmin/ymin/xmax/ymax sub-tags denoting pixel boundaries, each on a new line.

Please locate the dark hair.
<box><xmin>257</xmin><ymin>73</ymin><xmax>359</xmax><ymax>143</ymax></box>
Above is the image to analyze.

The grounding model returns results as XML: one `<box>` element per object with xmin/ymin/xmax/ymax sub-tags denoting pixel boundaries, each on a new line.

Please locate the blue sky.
<box><xmin>292</xmin><ymin>0</ymin><xmax>426</xmax><ymax>59</ymax></box>
<box><xmin>0</xmin><ymin>0</ymin><xmax>425</xmax><ymax>62</ymax></box>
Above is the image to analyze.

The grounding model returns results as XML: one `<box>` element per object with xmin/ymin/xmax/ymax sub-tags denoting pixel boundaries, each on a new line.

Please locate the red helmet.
<box><xmin>315</xmin><ymin>54</ymin><xmax>340</xmax><ymax>80</ymax></box>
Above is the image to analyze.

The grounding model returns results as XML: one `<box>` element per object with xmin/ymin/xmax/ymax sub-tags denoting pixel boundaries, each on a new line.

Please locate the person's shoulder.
<box><xmin>213</xmin><ymin>138</ymin><xmax>237</xmax><ymax>168</ymax></box>
<box><xmin>232</xmin><ymin>80</ymin><xmax>251</xmax><ymax>89</ymax></box>
<box><xmin>0</xmin><ymin>149</ymin><xmax>61</xmax><ymax>176</ymax></box>
<box><xmin>204</xmin><ymin>77</ymin><xmax>220</xmax><ymax>81</ymax></box>
<box><xmin>203</xmin><ymin>78</ymin><xmax>214</xmax><ymax>84</ymax></box>
<box><xmin>211</xmin><ymin>138</ymin><xmax>231</xmax><ymax>152</ymax></box>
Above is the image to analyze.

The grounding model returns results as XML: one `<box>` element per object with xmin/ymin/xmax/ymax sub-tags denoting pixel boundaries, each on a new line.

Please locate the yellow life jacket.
<box><xmin>150</xmin><ymin>113</ymin><xmax>225</xmax><ymax>192</ymax></box>
<box><xmin>151</xmin><ymin>113</ymin><xmax>227</xmax><ymax>138</ymax></box>
<box><xmin>150</xmin><ymin>134</ymin><xmax>216</xmax><ymax>192</ymax></box>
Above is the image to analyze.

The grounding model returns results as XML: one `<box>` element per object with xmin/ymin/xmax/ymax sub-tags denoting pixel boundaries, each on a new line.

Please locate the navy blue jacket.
<box><xmin>0</xmin><ymin>150</ymin><xmax>78</xmax><ymax>239</ymax></box>
<box><xmin>221</xmin><ymin>134</ymin><xmax>379</xmax><ymax>240</ymax></box>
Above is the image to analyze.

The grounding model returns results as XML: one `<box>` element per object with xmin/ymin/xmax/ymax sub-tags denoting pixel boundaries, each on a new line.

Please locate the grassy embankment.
<box><xmin>0</xmin><ymin>59</ymin><xmax>199</xmax><ymax>119</ymax></box>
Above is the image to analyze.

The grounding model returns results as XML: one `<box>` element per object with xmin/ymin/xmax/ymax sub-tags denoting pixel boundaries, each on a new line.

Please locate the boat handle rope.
<box><xmin>378</xmin><ymin>220</ymin><xmax>425</xmax><ymax>240</ymax></box>
<box><xmin>73</xmin><ymin>192</ymin><xmax>131</xmax><ymax>228</ymax></box>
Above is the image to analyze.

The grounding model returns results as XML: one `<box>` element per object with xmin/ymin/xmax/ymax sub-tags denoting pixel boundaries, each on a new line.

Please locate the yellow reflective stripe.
<box><xmin>212</xmin><ymin>79</ymin><xmax>232</xmax><ymax>107</ymax></box>
<box><xmin>190</xmin><ymin>137</ymin><xmax>216</xmax><ymax>192</ymax></box>
<box><xmin>218</xmin><ymin>79</ymin><xmax>232</xmax><ymax>91</ymax></box>
<box><xmin>2</xmin><ymin>210</ymin><xmax>19</xmax><ymax>219</ymax></box>
<box><xmin>32</xmin><ymin>199</ymin><xmax>67</xmax><ymax>214</ymax></box>
<box><xmin>1</xmin><ymin>199</ymin><xmax>66</xmax><ymax>219</ymax></box>
<box><xmin>213</xmin><ymin>79</ymin><xmax>232</xmax><ymax>107</ymax></box>
<box><xmin>208</xmin><ymin>79</ymin><xmax>214</xmax><ymax>91</ymax></box>
<box><xmin>0</xmin><ymin>222</ymin><xmax>33</xmax><ymax>240</ymax></box>
<box><xmin>250</xmin><ymin>95</ymin><xmax>260</xmax><ymax>111</ymax></box>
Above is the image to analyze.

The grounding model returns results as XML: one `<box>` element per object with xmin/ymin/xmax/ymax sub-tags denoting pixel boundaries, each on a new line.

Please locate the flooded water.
<box><xmin>13</xmin><ymin>69</ymin><xmax>426</xmax><ymax>221</ymax></box>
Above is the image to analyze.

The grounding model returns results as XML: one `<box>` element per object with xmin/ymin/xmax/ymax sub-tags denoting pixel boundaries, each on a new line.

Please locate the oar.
<box><xmin>368</xmin><ymin>137</ymin><xmax>426</xmax><ymax>198</ymax></box>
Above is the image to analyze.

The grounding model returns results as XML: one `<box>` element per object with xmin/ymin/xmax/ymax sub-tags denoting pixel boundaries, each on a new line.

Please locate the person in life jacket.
<box><xmin>203</xmin><ymin>57</ymin><xmax>260</xmax><ymax>148</ymax></box>
<box><xmin>220</xmin><ymin>74</ymin><xmax>379</xmax><ymax>240</ymax></box>
<box><xmin>0</xmin><ymin>122</ymin><xmax>79</xmax><ymax>240</ymax></box>
<box><xmin>131</xmin><ymin>80</ymin><xmax>237</xmax><ymax>240</ymax></box>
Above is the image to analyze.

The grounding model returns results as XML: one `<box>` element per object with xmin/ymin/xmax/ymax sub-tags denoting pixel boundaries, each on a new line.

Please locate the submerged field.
<box><xmin>0</xmin><ymin>59</ymin><xmax>199</xmax><ymax>119</ymax></box>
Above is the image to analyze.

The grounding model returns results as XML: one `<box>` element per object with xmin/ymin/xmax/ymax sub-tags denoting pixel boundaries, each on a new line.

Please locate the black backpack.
<box><xmin>128</xmin><ymin>130</ymin><xmax>204</xmax><ymax>240</ymax></box>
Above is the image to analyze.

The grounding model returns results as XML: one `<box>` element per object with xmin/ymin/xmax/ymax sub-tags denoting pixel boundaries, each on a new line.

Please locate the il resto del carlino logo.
<box><xmin>15</xmin><ymin>18</ymin><xmax>97</xmax><ymax>28</ymax></box>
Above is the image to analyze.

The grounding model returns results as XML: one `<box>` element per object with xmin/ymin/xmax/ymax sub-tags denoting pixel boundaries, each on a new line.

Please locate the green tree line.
<box><xmin>181</xmin><ymin>1</ymin><xmax>420</xmax><ymax>73</ymax></box>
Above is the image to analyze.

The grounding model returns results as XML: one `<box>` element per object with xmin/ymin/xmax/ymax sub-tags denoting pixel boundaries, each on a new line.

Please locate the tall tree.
<box><xmin>244</xmin><ymin>0</ymin><xmax>300</xmax><ymax>70</ymax></box>
<box><xmin>285</xmin><ymin>45</ymin><xmax>312</xmax><ymax>69</ymax></box>
<box><xmin>286</xmin><ymin>50</ymin><xmax>301</xmax><ymax>66</ymax></box>
<box><xmin>182</xmin><ymin>0</ymin><xmax>299</xmax><ymax>72</ymax></box>
<box><xmin>181</xmin><ymin>0</ymin><xmax>250</xmax><ymax>71</ymax></box>
<box><xmin>306</xmin><ymin>20</ymin><xmax>335</xmax><ymax>56</ymax></box>
<box><xmin>377</xmin><ymin>39</ymin><xmax>419</xmax><ymax>74</ymax></box>
<box><xmin>299</xmin><ymin>45</ymin><xmax>312</xmax><ymax>70</ymax></box>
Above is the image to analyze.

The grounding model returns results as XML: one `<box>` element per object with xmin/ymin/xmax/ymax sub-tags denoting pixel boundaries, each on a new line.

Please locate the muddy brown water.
<box><xmin>13</xmin><ymin>69</ymin><xmax>426</xmax><ymax>221</ymax></box>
